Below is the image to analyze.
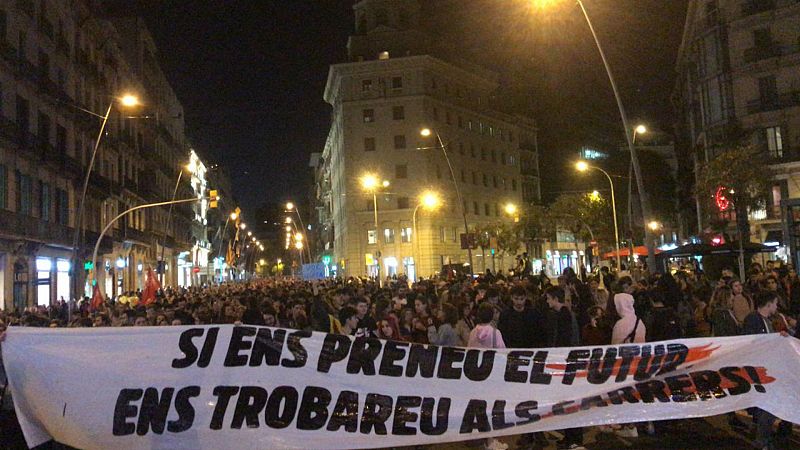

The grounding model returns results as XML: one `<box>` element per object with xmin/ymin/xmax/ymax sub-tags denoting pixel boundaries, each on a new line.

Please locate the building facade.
<box><xmin>314</xmin><ymin>0</ymin><xmax>540</xmax><ymax>279</ymax></box>
<box><xmin>674</xmin><ymin>0</ymin><xmax>800</xmax><ymax>262</ymax></box>
<box><xmin>0</xmin><ymin>2</ymin><xmax>213</xmax><ymax>309</ymax></box>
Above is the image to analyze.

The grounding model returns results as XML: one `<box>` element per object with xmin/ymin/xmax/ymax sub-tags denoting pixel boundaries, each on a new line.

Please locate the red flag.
<box><xmin>90</xmin><ymin>284</ymin><xmax>104</xmax><ymax>311</ymax></box>
<box><xmin>141</xmin><ymin>267</ymin><xmax>162</xmax><ymax>306</ymax></box>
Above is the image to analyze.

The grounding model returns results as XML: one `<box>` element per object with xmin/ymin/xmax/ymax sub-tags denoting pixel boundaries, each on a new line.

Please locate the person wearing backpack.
<box><xmin>611</xmin><ymin>284</ymin><xmax>646</xmax><ymax>438</ymax></box>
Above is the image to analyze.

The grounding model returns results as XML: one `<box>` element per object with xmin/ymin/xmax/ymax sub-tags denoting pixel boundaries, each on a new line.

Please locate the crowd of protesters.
<box><xmin>0</xmin><ymin>259</ymin><xmax>797</xmax><ymax>450</ymax></box>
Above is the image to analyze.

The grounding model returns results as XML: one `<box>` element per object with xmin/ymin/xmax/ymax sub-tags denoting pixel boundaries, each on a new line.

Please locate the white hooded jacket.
<box><xmin>611</xmin><ymin>293</ymin><xmax>646</xmax><ymax>344</ymax></box>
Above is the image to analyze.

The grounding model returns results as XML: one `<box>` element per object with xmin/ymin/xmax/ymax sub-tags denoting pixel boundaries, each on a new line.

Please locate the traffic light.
<box><xmin>209</xmin><ymin>189</ymin><xmax>219</xmax><ymax>208</ymax></box>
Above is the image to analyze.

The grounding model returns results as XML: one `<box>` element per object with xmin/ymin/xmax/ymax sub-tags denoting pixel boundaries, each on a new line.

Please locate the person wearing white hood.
<box><xmin>609</xmin><ymin>276</ymin><xmax>646</xmax><ymax>438</ymax></box>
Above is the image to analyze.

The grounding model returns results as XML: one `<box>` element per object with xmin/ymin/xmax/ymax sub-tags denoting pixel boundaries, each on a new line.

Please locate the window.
<box><xmin>470</xmin><ymin>145</ymin><xmax>476</xmax><ymax>158</ymax></box>
<box><xmin>766</xmin><ymin>126</ymin><xmax>783</xmax><ymax>158</ymax></box>
<box><xmin>491</xmin><ymin>150</ymin><xmax>496</xmax><ymax>163</ymax></box>
<box><xmin>471</xmin><ymin>171</ymin><xmax>477</xmax><ymax>184</ymax></box>
<box><xmin>367</xmin><ymin>229</ymin><xmax>377</xmax><ymax>244</ymax></box>
<box><xmin>512</xmin><ymin>179</ymin><xmax>517</xmax><ymax>191</ymax></box>
<box><xmin>440</xmin><ymin>226</ymin><xmax>447</xmax><ymax>243</ymax></box>
<box><xmin>396</xmin><ymin>164</ymin><xmax>407</xmax><ymax>179</ymax></box>
<box><xmin>493</xmin><ymin>175</ymin><xmax>498</xmax><ymax>188</ymax></box>
<box><xmin>459</xmin><ymin>142</ymin><xmax>465</xmax><ymax>155</ymax></box>
<box><xmin>452</xmin><ymin>227</ymin><xmax>458</xmax><ymax>242</ymax></box>
<box><xmin>436</xmin><ymin>165</ymin><xmax>441</xmax><ymax>179</ymax></box>
<box><xmin>758</xmin><ymin>76</ymin><xmax>778</xmax><ymax>104</ymax></box>
<box><xmin>0</xmin><ymin>165</ymin><xmax>6</xmax><ymax>209</ymax></box>
<box><xmin>362</xmin><ymin>79</ymin><xmax>372</xmax><ymax>92</ymax></box>
<box><xmin>376</xmin><ymin>9</ymin><xmax>388</xmax><ymax>26</ymax></box>
<box><xmin>56</xmin><ymin>125</ymin><xmax>66</xmax><ymax>154</ymax></box>
<box><xmin>495</xmin><ymin>203</ymin><xmax>500</xmax><ymax>216</ymax></box>
<box><xmin>378</xmin><ymin>51</ymin><xmax>390</xmax><ymax>60</ymax></box>
<box><xmin>384</xmin><ymin>228</ymin><xmax>395</xmax><ymax>244</ymax></box>
<box><xmin>431</xmin><ymin>77</ymin><xmax>437</xmax><ymax>90</ymax></box>
<box><xmin>446</xmin><ymin>111</ymin><xmax>452</xmax><ymax>125</ymax></box>
<box><xmin>363</xmin><ymin>109</ymin><xmax>375</xmax><ymax>123</ymax></box>
<box><xmin>401</xmin><ymin>226</ymin><xmax>412</xmax><ymax>243</ymax></box>
<box><xmin>364</xmin><ymin>137</ymin><xmax>376</xmax><ymax>151</ymax></box>
<box><xmin>397</xmin><ymin>196</ymin><xmax>410</xmax><ymax>209</ymax></box>
<box><xmin>392</xmin><ymin>106</ymin><xmax>404</xmax><ymax>120</ymax></box>
<box><xmin>367</xmin><ymin>200</ymin><xmax>374</xmax><ymax>211</ymax></box>
<box><xmin>753</xmin><ymin>28</ymin><xmax>772</xmax><ymax>48</ymax></box>
<box><xmin>40</xmin><ymin>181</ymin><xmax>50</xmax><ymax>221</ymax></box>
<box><xmin>460</xmin><ymin>169</ymin><xmax>466</xmax><ymax>182</ymax></box>
<box><xmin>433</xmin><ymin>107</ymin><xmax>439</xmax><ymax>120</ymax></box>
<box><xmin>458</xmin><ymin>116</ymin><xmax>464</xmax><ymax>128</ymax></box>
<box><xmin>501</xmin><ymin>152</ymin><xmax>506</xmax><ymax>165</ymax></box>
<box><xmin>394</xmin><ymin>135</ymin><xmax>406</xmax><ymax>149</ymax></box>
<box><xmin>38</xmin><ymin>111</ymin><xmax>51</xmax><ymax>144</ymax></box>
<box><xmin>509</xmin><ymin>131</ymin><xmax>514</xmax><ymax>142</ymax></box>
<box><xmin>485</xmin><ymin>203</ymin><xmax>490</xmax><ymax>216</ymax></box>
<box><xmin>391</xmin><ymin>76</ymin><xmax>402</xmax><ymax>90</ymax></box>
<box><xmin>482</xmin><ymin>173</ymin><xmax>488</xmax><ymax>187</ymax></box>
<box><xmin>0</xmin><ymin>11</ymin><xmax>6</xmax><ymax>42</ymax></box>
<box><xmin>36</xmin><ymin>257</ymin><xmax>51</xmax><ymax>306</ymax></box>
<box><xmin>56</xmin><ymin>188</ymin><xmax>67</xmax><ymax>225</ymax></box>
<box><xmin>508</xmin><ymin>154</ymin><xmax>517</xmax><ymax>165</ymax></box>
<box><xmin>16</xmin><ymin>171</ymin><xmax>32</xmax><ymax>215</ymax></box>
<box><xmin>481</xmin><ymin>148</ymin><xmax>486</xmax><ymax>160</ymax></box>
<box><xmin>473</xmin><ymin>201</ymin><xmax>479</xmax><ymax>215</ymax></box>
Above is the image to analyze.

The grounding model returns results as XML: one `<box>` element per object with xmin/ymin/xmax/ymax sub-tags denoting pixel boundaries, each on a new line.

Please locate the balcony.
<box><xmin>123</xmin><ymin>226</ymin><xmax>151</xmax><ymax>245</ymax></box>
<box><xmin>743</xmin><ymin>43</ymin><xmax>783</xmax><ymax>63</ymax></box>
<box><xmin>746</xmin><ymin>92</ymin><xmax>800</xmax><ymax>114</ymax></box>
<box><xmin>0</xmin><ymin>210</ymin><xmax>72</xmax><ymax>248</ymax></box>
<box><xmin>741</xmin><ymin>0</ymin><xmax>776</xmax><ymax>17</ymax></box>
<box><xmin>88</xmin><ymin>172</ymin><xmax>112</xmax><ymax>192</ymax></box>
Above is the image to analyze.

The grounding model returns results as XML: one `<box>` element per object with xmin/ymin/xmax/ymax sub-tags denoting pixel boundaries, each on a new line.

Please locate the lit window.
<box><xmin>384</xmin><ymin>228</ymin><xmax>395</xmax><ymax>244</ymax></box>
<box><xmin>363</xmin><ymin>109</ymin><xmax>375</xmax><ymax>123</ymax></box>
<box><xmin>401</xmin><ymin>227</ymin><xmax>412</xmax><ymax>243</ymax></box>
<box><xmin>766</xmin><ymin>126</ymin><xmax>783</xmax><ymax>158</ymax></box>
<box><xmin>367</xmin><ymin>229</ymin><xmax>377</xmax><ymax>244</ymax></box>
<box><xmin>378</xmin><ymin>51</ymin><xmax>390</xmax><ymax>60</ymax></box>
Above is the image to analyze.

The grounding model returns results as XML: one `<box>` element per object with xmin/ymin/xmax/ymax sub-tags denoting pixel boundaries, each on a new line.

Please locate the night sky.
<box><xmin>128</xmin><ymin>0</ymin><xmax>688</xmax><ymax>215</ymax></box>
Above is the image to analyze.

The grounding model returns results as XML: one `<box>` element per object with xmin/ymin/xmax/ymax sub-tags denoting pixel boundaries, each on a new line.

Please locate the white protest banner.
<box><xmin>3</xmin><ymin>326</ymin><xmax>800</xmax><ymax>449</ymax></box>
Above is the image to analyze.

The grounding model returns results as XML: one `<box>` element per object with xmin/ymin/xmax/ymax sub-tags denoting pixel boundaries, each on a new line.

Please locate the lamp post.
<box><xmin>531</xmin><ymin>0</ymin><xmax>657</xmax><ymax>272</ymax></box>
<box><xmin>285</xmin><ymin>202</ymin><xmax>312</xmax><ymax>263</ymax></box>
<box><xmin>361</xmin><ymin>174</ymin><xmax>389</xmax><ymax>286</ymax></box>
<box><xmin>412</xmin><ymin>190</ymin><xmax>442</xmax><ymax>281</ymax></box>
<box><xmin>576</xmin><ymin>160</ymin><xmax>621</xmax><ymax>271</ymax></box>
<box><xmin>70</xmin><ymin>94</ymin><xmax>139</xmax><ymax>309</ymax></box>
<box><xmin>420</xmin><ymin>128</ymin><xmax>474</xmax><ymax>276</ymax></box>
<box><xmin>158</xmin><ymin>164</ymin><xmax>192</xmax><ymax>285</ymax></box>
<box><xmin>91</xmin><ymin>197</ymin><xmax>207</xmax><ymax>289</ymax></box>
<box><xmin>216</xmin><ymin>211</ymin><xmax>239</xmax><ymax>281</ymax></box>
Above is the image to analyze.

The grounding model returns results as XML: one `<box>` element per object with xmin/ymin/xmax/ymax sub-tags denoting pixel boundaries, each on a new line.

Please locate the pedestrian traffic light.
<box><xmin>83</xmin><ymin>260</ymin><xmax>93</xmax><ymax>271</ymax></box>
<box><xmin>209</xmin><ymin>190</ymin><xmax>219</xmax><ymax>208</ymax></box>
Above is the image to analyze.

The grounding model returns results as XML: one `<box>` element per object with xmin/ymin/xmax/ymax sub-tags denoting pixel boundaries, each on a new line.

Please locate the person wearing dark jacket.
<box><xmin>498</xmin><ymin>286</ymin><xmax>547</xmax><ymax>348</ymax></box>
<box><xmin>742</xmin><ymin>291</ymin><xmax>791</xmax><ymax>449</ymax></box>
<box><xmin>545</xmin><ymin>287</ymin><xmax>584</xmax><ymax>450</ymax></box>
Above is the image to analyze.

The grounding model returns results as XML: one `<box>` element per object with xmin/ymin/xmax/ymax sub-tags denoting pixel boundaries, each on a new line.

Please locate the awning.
<box><xmin>603</xmin><ymin>246</ymin><xmax>662</xmax><ymax>259</ymax></box>
<box><xmin>763</xmin><ymin>230</ymin><xmax>783</xmax><ymax>246</ymax></box>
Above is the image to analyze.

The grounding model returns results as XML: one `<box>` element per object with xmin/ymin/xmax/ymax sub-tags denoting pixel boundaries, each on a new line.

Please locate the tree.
<box><xmin>696</xmin><ymin>143</ymin><xmax>774</xmax><ymax>242</ymax></box>
<box><xmin>544</xmin><ymin>193</ymin><xmax>615</xmax><ymax>252</ymax></box>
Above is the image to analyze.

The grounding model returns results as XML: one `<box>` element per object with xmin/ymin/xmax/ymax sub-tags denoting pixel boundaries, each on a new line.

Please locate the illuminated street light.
<box><xmin>119</xmin><ymin>94</ymin><xmax>140</xmax><ymax>108</ymax></box>
<box><xmin>589</xmin><ymin>190</ymin><xmax>601</xmax><ymax>202</ymax></box>
<box><xmin>295</xmin><ymin>233</ymin><xmax>303</xmax><ymax>241</ymax></box>
<box><xmin>635</xmin><ymin>124</ymin><xmax>647</xmax><ymax>135</ymax></box>
<box><xmin>420</xmin><ymin>191</ymin><xmax>441</xmax><ymax>210</ymax></box>
<box><xmin>295</xmin><ymin>241</ymin><xmax>304</xmax><ymax>250</ymax></box>
<box><xmin>286</xmin><ymin>202</ymin><xmax>295</xmax><ymax>211</ymax></box>
<box><xmin>504</xmin><ymin>203</ymin><xmax>518</xmax><ymax>216</ymax></box>
<box><xmin>420</xmin><ymin>128</ymin><xmax>432</xmax><ymax>137</ymax></box>
<box><xmin>285</xmin><ymin>217</ymin><xmax>292</xmax><ymax>224</ymax></box>
<box><xmin>247</xmin><ymin>231</ymin><xmax>252</xmax><ymax>237</ymax></box>
<box><xmin>229</xmin><ymin>212</ymin><xmax>238</xmax><ymax>221</ymax></box>
<box><xmin>285</xmin><ymin>225</ymin><xmax>292</xmax><ymax>232</ymax></box>
<box><xmin>648</xmin><ymin>221</ymin><xmax>662</xmax><ymax>231</ymax></box>
<box><xmin>576</xmin><ymin>161</ymin><xmax>621</xmax><ymax>271</ymax></box>
<box><xmin>361</xmin><ymin>174</ymin><xmax>379</xmax><ymax>191</ymax></box>
<box><xmin>240</xmin><ymin>223</ymin><xmax>247</xmax><ymax>230</ymax></box>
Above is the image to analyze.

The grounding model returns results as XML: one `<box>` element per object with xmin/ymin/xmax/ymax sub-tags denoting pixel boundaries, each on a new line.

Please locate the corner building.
<box><xmin>317</xmin><ymin>0</ymin><xmax>539</xmax><ymax>279</ymax></box>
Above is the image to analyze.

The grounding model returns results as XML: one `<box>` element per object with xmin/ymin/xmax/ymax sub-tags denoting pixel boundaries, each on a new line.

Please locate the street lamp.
<box><xmin>419</xmin><ymin>127</ymin><xmax>474</xmax><ymax>276</ymax></box>
<box><xmin>362</xmin><ymin>173</ymin><xmax>390</xmax><ymax>284</ymax></box>
<box><xmin>240</xmin><ymin>223</ymin><xmax>247</xmax><ymax>230</ymax></box>
<box><xmin>531</xmin><ymin>0</ymin><xmax>658</xmax><ymax>272</ymax></box>
<box><xmin>412</xmin><ymin>190</ymin><xmax>442</xmax><ymax>280</ymax></box>
<box><xmin>285</xmin><ymin>201</ymin><xmax>312</xmax><ymax>263</ymax></box>
<box><xmin>648</xmin><ymin>221</ymin><xmax>662</xmax><ymax>232</ymax></box>
<box><xmin>576</xmin><ymin>160</ymin><xmax>621</xmax><ymax>271</ymax></box>
<box><xmin>71</xmin><ymin>93</ymin><xmax>140</xmax><ymax>304</ymax></box>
